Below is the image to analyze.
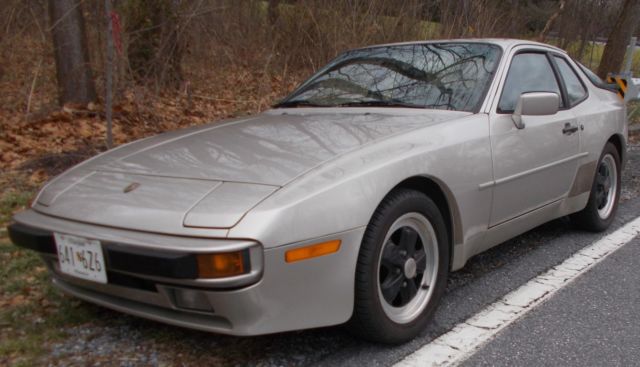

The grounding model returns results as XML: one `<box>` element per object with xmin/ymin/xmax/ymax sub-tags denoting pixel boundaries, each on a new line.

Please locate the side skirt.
<box><xmin>454</xmin><ymin>192</ymin><xmax>590</xmax><ymax>269</ymax></box>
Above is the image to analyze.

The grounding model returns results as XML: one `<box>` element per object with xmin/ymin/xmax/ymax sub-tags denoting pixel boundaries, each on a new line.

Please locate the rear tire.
<box><xmin>571</xmin><ymin>142</ymin><xmax>621</xmax><ymax>232</ymax></box>
<box><xmin>348</xmin><ymin>189</ymin><xmax>449</xmax><ymax>344</ymax></box>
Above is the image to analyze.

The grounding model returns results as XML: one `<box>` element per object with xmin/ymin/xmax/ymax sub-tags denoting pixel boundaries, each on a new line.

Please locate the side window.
<box><xmin>498</xmin><ymin>53</ymin><xmax>562</xmax><ymax>113</ymax></box>
<box><xmin>554</xmin><ymin>56</ymin><xmax>587</xmax><ymax>106</ymax></box>
<box><xmin>577</xmin><ymin>62</ymin><xmax>612</xmax><ymax>90</ymax></box>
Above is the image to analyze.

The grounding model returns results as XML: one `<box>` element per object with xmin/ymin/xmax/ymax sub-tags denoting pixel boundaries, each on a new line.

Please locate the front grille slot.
<box><xmin>106</xmin><ymin>271</ymin><xmax>158</xmax><ymax>292</ymax></box>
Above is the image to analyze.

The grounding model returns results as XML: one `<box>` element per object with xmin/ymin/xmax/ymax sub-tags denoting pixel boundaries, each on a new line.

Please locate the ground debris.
<box><xmin>1</xmin><ymin>61</ymin><xmax>303</xmax><ymax>185</ymax></box>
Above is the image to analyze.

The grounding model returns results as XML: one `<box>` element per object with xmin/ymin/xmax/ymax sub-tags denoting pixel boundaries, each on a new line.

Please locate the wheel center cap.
<box><xmin>404</xmin><ymin>258</ymin><xmax>417</xmax><ymax>279</ymax></box>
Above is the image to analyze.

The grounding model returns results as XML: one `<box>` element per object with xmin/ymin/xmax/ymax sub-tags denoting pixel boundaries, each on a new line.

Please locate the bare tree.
<box><xmin>124</xmin><ymin>0</ymin><xmax>183</xmax><ymax>87</ymax></box>
<box><xmin>48</xmin><ymin>0</ymin><xmax>97</xmax><ymax>105</ymax></box>
<box><xmin>538</xmin><ymin>0</ymin><xmax>566</xmax><ymax>42</ymax></box>
<box><xmin>597</xmin><ymin>0</ymin><xmax>640</xmax><ymax>77</ymax></box>
<box><xmin>438</xmin><ymin>0</ymin><xmax>527</xmax><ymax>39</ymax></box>
<box><xmin>268</xmin><ymin>0</ymin><xmax>280</xmax><ymax>25</ymax></box>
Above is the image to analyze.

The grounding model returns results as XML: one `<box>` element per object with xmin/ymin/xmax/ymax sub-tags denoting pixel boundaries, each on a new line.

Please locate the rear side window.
<box><xmin>498</xmin><ymin>53</ymin><xmax>562</xmax><ymax>113</ymax></box>
<box><xmin>554</xmin><ymin>56</ymin><xmax>587</xmax><ymax>106</ymax></box>
<box><xmin>577</xmin><ymin>62</ymin><xmax>611</xmax><ymax>90</ymax></box>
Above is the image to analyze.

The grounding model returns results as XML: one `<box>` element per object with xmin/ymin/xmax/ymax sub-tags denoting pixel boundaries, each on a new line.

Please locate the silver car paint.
<box><xmin>230</xmin><ymin>111</ymin><xmax>493</xmax><ymax>258</ymax></box>
<box><xmin>23</xmin><ymin>212</ymin><xmax>364</xmax><ymax>334</ymax></box>
<box><xmin>92</xmin><ymin>111</ymin><xmax>448</xmax><ymax>185</ymax></box>
<box><xmin>35</xmin><ymin>171</ymin><xmax>280</xmax><ymax>233</ymax></box>
<box><xmin>487</xmin><ymin>47</ymin><xmax>583</xmax><ymax>225</ymax></box>
<box><xmin>12</xmin><ymin>39</ymin><xmax>627</xmax><ymax>335</ymax></box>
<box><xmin>32</xmin><ymin>109</ymin><xmax>464</xmax><ymax>234</ymax></box>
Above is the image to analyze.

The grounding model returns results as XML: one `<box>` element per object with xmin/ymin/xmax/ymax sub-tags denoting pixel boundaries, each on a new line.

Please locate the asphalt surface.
<box><xmin>462</xmin><ymin>236</ymin><xmax>640</xmax><ymax>367</ymax></box>
<box><xmin>313</xmin><ymin>199</ymin><xmax>640</xmax><ymax>367</ymax></box>
<box><xmin>46</xmin><ymin>142</ymin><xmax>640</xmax><ymax>366</ymax></box>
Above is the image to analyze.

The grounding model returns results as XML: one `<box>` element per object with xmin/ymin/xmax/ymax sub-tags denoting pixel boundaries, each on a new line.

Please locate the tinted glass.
<box><xmin>554</xmin><ymin>56</ymin><xmax>587</xmax><ymax>105</ymax></box>
<box><xmin>498</xmin><ymin>53</ymin><xmax>562</xmax><ymax>112</ymax></box>
<box><xmin>278</xmin><ymin>43</ymin><xmax>502</xmax><ymax>112</ymax></box>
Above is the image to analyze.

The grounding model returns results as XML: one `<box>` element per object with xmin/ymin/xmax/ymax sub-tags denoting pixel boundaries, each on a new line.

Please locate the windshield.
<box><xmin>275</xmin><ymin>43</ymin><xmax>502</xmax><ymax>112</ymax></box>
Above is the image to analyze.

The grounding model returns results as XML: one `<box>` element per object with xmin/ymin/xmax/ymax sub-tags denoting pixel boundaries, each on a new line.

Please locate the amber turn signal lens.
<box><xmin>197</xmin><ymin>251</ymin><xmax>247</xmax><ymax>278</ymax></box>
<box><xmin>285</xmin><ymin>240</ymin><xmax>341</xmax><ymax>263</ymax></box>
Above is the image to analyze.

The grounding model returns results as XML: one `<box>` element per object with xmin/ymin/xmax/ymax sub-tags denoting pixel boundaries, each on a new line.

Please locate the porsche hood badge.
<box><xmin>123</xmin><ymin>182</ymin><xmax>141</xmax><ymax>193</ymax></box>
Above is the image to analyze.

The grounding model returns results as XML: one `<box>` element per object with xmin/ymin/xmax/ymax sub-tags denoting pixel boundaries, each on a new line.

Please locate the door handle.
<box><xmin>562</xmin><ymin>122</ymin><xmax>579</xmax><ymax>135</ymax></box>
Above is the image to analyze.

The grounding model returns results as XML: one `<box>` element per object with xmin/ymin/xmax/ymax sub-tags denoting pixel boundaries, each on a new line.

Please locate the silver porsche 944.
<box><xmin>9</xmin><ymin>39</ymin><xmax>627</xmax><ymax>344</ymax></box>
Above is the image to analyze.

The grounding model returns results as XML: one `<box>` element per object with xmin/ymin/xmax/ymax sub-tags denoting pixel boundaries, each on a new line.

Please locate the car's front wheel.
<box><xmin>349</xmin><ymin>189</ymin><xmax>449</xmax><ymax>344</ymax></box>
<box><xmin>571</xmin><ymin>142</ymin><xmax>621</xmax><ymax>232</ymax></box>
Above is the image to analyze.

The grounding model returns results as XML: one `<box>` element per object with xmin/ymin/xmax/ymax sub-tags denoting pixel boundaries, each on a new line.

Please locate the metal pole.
<box><xmin>105</xmin><ymin>0</ymin><xmax>114</xmax><ymax>149</ymax></box>
<box><xmin>622</xmin><ymin>36</ymin><xmax>637</xmax><ymax>75</ymax></box>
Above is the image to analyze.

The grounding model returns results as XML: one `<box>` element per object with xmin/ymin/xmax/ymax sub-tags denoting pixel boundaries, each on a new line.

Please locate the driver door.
<box><xmin>488</xmin><ymin>51</ymin><xmax>581</xmax><ymax>226</ymax></box>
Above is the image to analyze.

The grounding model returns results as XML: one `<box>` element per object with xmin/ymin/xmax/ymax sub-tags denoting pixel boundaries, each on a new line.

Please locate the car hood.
<box><xmin>33</xmin><ymin>108</ymin><xmax>469</xmax><ymax>232</ymax></box>
<box><xmin>94</xmin><ymin>108</ymin><xmax>468</xmax><ymax>185</ymax></box>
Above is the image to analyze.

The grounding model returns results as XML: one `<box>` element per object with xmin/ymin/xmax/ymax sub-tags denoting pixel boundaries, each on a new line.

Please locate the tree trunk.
<box><xmin>48</xmin><ymin>0</ymin><xmax>97</xmax><ymax>105</ymax></box>
<box><xmin>125</xmin><ymin>0</ymin><xmax>183</xmax><ymax>87</ymax></box>
<box><xmin>538</xmin><ymin>0</ymin><xmax>566</xmax><ymax>42</ymax></box>
<box><xmin>597</xmin><ymin>0</ymin><xmax>640</xmax><ymax>78</ymax></box>
<box><xmin>268</xmin><ymin>0</ymin><xmax>280</xmax><ymax>25</ymax></box>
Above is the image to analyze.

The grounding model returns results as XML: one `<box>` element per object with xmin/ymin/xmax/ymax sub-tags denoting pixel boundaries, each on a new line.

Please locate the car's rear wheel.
<box><xmin>349</xmin><ymin>189</ymin><xmax>449</xmax><ymax>344</ymax></box>
<box><xmin>571</xmin><ymin>142</ymin><xmax>621</xmax><ymax>232</ymax></box>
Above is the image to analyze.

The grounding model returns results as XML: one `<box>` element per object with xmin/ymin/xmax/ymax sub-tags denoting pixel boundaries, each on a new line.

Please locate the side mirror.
<box><xmin>512</xmin><ymin>92</ymin><xmax>560</xmax><ymax>129</ymax></box>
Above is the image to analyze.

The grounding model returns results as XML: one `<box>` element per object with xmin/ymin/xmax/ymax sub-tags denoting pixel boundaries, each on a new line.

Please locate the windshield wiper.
<box><xmin>272</xmin><ymin>100</ymin><xmax>327</xmax><ymax>108</ymax></box>
<box><xmin>337</xmin><ymin>100</ymin><xmax>425</xmax><ymax>109</ymax></box>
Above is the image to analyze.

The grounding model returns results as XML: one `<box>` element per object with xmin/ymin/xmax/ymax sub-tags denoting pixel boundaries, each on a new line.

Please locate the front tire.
<box><xmin>571</xmin><ymin>142</ymin><xmax>621</xmax><ymax>232</ymax></box>
<box><xmin>349</xmin><ymin>189</ymin><xmax>449</xmax><ymax>344</ymax></box>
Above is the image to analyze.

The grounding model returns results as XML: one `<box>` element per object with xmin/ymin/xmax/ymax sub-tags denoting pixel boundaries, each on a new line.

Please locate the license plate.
<box><xmin>54</xmin><ymin>233</ymin><xmax>107</xmax><ymax>284</ymax></box>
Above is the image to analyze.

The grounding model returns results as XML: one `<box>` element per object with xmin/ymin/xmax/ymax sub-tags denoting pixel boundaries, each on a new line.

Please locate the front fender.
<box><xmin>229</xmin><ymin>114</ymin><xmax>493</xmax><ymax>270</ymax></box>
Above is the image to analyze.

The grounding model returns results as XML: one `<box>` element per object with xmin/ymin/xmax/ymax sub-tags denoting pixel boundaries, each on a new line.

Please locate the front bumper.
<box><xmin>9</xmin><ymin>209</ymin><xmax>365</xmax><ymax>335</ymax></box>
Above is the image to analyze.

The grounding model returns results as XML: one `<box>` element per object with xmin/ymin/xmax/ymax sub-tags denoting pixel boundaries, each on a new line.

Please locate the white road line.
<box><xmin>395</xmin><ymin>216</ymin><xmax>640</xmax><ymax>367</ymax></box>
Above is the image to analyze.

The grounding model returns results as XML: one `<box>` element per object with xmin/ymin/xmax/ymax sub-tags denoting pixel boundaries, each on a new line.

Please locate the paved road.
<box><xmin>462</xmin><ymin>235</ymin><xmax>640</xmax><ymax>367</ymax></box>
<box><xmin>313</xmin><ymin>198</ymin><xmax>640</xmax><ymax>367</ymax></box>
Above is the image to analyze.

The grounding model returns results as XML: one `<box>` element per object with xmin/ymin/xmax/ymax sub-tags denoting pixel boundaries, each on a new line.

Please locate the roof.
<box><xmin>353</xmin><ymin>38</ymin><xmax>566</xmax><ymax>53</ymax></box>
